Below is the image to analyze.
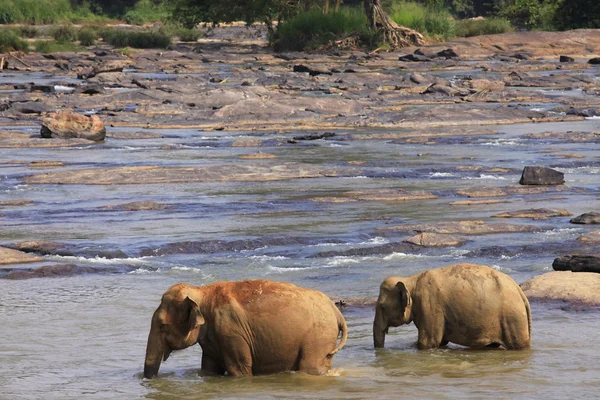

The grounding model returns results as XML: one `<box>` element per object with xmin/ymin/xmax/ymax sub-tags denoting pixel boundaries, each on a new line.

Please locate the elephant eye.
<box><xmin>160</xmin><ymin>323</ymin><xmax>169</xmax><ymax>332</ymax></box>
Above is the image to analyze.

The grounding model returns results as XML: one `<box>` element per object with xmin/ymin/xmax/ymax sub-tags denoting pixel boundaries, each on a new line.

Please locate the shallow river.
<box><xmin>1</xmin><ymin>72</ymin><xmax>600</xmax><ymax>398</ymax></box>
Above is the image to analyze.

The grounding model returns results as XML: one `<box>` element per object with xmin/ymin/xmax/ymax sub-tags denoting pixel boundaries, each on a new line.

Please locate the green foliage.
<box><xmin>0</xmin><ymin>0</ymin><xmax>72</xmax><ymax>24</ymax></box>
<box><xmin>274</xmin><ymin>7</ymin><xmax>369</xmax><ymax>52</ymax></box>
<box><xmin>123</xmin><ymin>0</ymin><xmax>171</xmax><ymax>25</ymax></box>
<box><xmin>554</xmin><ymin>0</ymin><xmax>600</xmax><ymax>30</ymax></box>
<box><xmin>51</xmin><ymin>25</ymin><xmax>78</xmax><ymax>43</ymax></box>
<box><xmin>34</xmin><ymin>40</ymin><xmax>80</xmax><ymax>53</ymax></box>
<box><xmin>101</xmin><ymin>28</ymin><xmax>171</xmax><ymax>48</ymax></box>
<box><xmin>390</xmin><ymin>1</ymin><xmax>456</xmax><ymax>39</ymax></box>
<box><xmin>499</xmin><ymin>0</ymin><xmax>541</xmax><ymax>29</ymax></box>
<box><xmin>0</xmin><ymin>28</ymin><xmax>29</xmax><ymax>52</ymax></box>
<box><xmin>17</xmin><ymin>26</ymin><xmax>39</xmax><ymax>38</ymax></box>
<box><xmin>455</xmin><ymin>17</ymin><xmax>513</xmax><ymax>36</ymax></box>
<box><xmin>78</xmin><ymin>27</ymin><xmax>99</xmax><ymax>45</ymax></box>
<box><xmin>175</xmin><ymin>27</ymin><xmax>202</xmax><ymax>42</ymax></box>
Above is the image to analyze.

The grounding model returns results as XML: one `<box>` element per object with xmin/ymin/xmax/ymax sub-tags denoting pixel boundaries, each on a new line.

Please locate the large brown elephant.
<box><xmin>373</xmin><ymin>263</ymin><xmax>531</xmax><ymax>350</ymax></box>
<box><xmin>144</xmin><ymin>279</ymin><xmax>348</xmax><ymax>378</ymax></box>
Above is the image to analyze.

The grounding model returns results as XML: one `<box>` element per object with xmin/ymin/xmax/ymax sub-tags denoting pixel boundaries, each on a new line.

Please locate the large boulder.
<box><xmin>520</xmin><ymin>271</ymin><xmax>600</xmax><ymax>306</ymax></box>
<box><xmin>553</xmin><ymin>254</ymin><xmax>600</xmax><ymax>273</ymax></box>
<box><xmin>570</xmin><ymin>212</ymin><xmax>600</xmax><ymax>224</ymax></box>
<box><xmin>403</xmin><ymin>232</ymin><xmax>466</xmax><ymax>247</ymax></box>
<box><xmin>41</xmin><ymin>112</ymin><xmax>106</xmax><ymax>141</ymax></box>
<box><xmin>519</xmin><ymin>166</ymin><xmax>564</xmax><ymax>185</ymax></box>
<box><xmin>492</xmin><ymin>208</ymin><xmax>572</xmax><ymax>220</ymax></box>
<box><xmin>0</xmin><ymin>247</ymin><xmax>43</xmax><ymax>265</ymax></box>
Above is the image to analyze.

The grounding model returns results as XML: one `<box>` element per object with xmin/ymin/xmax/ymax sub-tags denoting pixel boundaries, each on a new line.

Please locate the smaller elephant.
<box><xmin>144</xmin><ymin>279</ymin><xmax>347</xmax><ymax>378</ymax></box>
<box><xmin>373</xmin><ymin>263</ymin><xmax>531</xmax><ymax>350</ymax></box>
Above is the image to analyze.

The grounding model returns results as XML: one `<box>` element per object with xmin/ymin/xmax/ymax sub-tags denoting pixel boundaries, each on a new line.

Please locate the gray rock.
<box><xmin>571</xmin><ymin>212</ymin><xmax>600</xmax><ymax>224</ymax></box>
<box><xmin>553</xmin><ymin>254</ymin><xmax>600</xmax><ymax>273</ymax></box>
<box><xmin>560</xmin><ymin>55</ymin><xmax>575</xmax><ymax>63</ymax></box>
<box><xmin>519</xmin><ymin>166</ymin><xmax>564</xmax><ymax>185</ymax></box>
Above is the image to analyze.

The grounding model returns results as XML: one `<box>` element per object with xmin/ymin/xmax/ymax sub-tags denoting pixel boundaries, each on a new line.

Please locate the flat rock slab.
<box><xmin>403</xmin><ymin>232</ymin><xmax>466</xmax><ymax>247</ymax></box>
<box><xmin>379</xmin><ymin>220</ymin><xmax>543</xmax><ymax>235</ymax></box>
<box><xmin>24</xmin><ymin>163</ymin><xmax>342</xmax><ymax>185</ymax></box>
<box><xmin>578</xmin><ymin>231</ymin><xmax>600</xmax><ymax>243</ymax></box>
<box><xmin>571</xmin><ymin>212</ymin><xmax>600</xmax><ymax>224</ymax></box>
<box><xmin>520</xmin><ymin>271</ymin><xmax>600</xmax><ymax>306</ymax></box>
<box><xmin>0</xmin><ymin>247</ymin><xmax>43</xmax><ymax>265</ymax></box>
<box><xmin>553</xmin><ymin>254</ymin><xmax>600</xmax><ymax>273</ymax></box>
<box><xmin>311</xmin><ymin>189</ymin><xmax>437</xmax><ymax>203</ymax></box>
<box><xmin>100</xmin><ymin>201</ymin><xmax>168</xmax><ymax>211</ymax></box>
<box><xmin>1</xmin><ymin>263</ymin><xmax>138</xmax><ymax>279</ymax></box>
<box><xmin>492</xmin><ymin>208</ymin><xmax>572</xmax><ymax>220</ymax></box>
<box><xmin>7</xmin><ymin>241</ymin><xmax>129</xmax><ymax>259</ymax></box>
<box><xmin>456</xmin><ymin>187</ymin><xmax>507</xmax><ymax>198</ymax></box>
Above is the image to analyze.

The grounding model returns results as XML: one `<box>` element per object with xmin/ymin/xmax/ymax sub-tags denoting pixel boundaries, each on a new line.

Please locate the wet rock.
<box><xmin>492</xmin><ymin>208</ymin><xmax>572</xmax><ymax>220</ymax></box>
<box><xmin>6</xmin><ymin>241</ymin><xmax>128</xmax><ymax>259</ymax></box>
<box><xmin>559</xmin><ymin>55</ymin><xmax>575</xmax><ymax>63</ymax></box>
<box><xmin>399</xmin><ymin>54</ymin><xmax>431</xmax><ymax>62</ymax></box>
<box><xmin>310</xmin><ymin>242</ymin><xmax>421</xmax><ymax>258</ymax></box>
<box><xmin>29</xmin><ymin>160</ymin><xmax>65</xmax><ymax>168</ymax></box>
<box><xmin>588</xmin><ymin>57</ymin><xmax>600</xmax><ymax>65</ymax></box>
<box><xmin>578</xmin><ymin>231</ymin><xmax>600</xmax><ymax>243</ymax></box>
<box><xmin>379</xmin><ymin>220</ymin><xmax>542</xmax><ymax>235</ymax></box>
<box><xmin>292</xmin><ymin>65</ymin><xmax>332</xmax><ymax>76</ymax></box>
<box><xmin>456</xmin><ymin>187</ymin><xmax>506</xmax><ymax>198</ymax></box>
<box><xmin>519</xmin><ymin>166</ymin><xmax>564</xmax><ymax>185</ymax></box>
<box><xmin>553</xmin><ymin>254</ymin><xmax>600</xmax><ymax>273</ymax></box>
<box><xmin>2</xmin><ymin>263</ymin><xmax>137</xmax><ymax>279</ymax></box>
<box><xmin>30</xmin><ymin>84</ymin><xmax>54</xmax><ymax>93</ymax></box>
<box><xmin>0</xmin><ymin>247</ymin><xmax>43</xmax><ymax>264</ymax></box>
<box><xmin>40</xmin><ymin>112</ymin><xmax>106</xmax><ymax>141</ymax></box>
<box><xmin>566</xmin><ymin>108</ymin><xmax>600</xmax><ymax>118</ymax></box>
<box><xmin>520</xmin><ymin>271</ymin><xmax>600</xmax><ymax>306</ymax></box>
<box><xmin>571</xmin><ymin>212</ymin><xmax>600</xmax><ymax>224</ymax></box>
<box><xmin>25</xmin><ymin>163</ymin><xmax>342</xmax><ymax>185</ymax></box>
<box><xmin>292</xmin><ymin>132</ymin><xmax>336</xmax><ymax>141</ymax></box>
<box><xmin>100</xmin><ymin>201</ymin><xmax>168</xmax><ymax>211</ymax></box>
<box><xmin>78</xmin><ymin>60</ymin><xmax>131</xmax><ymax>80</ymax></box>
<box><xmin>449</xmin><ymin>199</ymin><xmax>507</xmax><ymax>206</ymax></box>
<box><xmin>12</xmin><ymin>101</ymin><xmax>47</xmax><ymax>115</ymax></box>
<box><xmin>0</xmin><ymin>200</ymin><xmax>32</xmax><ymax>207</ymax></box>
<box><xmin>403</xmin><ymin>233</ymin><xmax>466</xmax><ymax>247</ymax></box>
<box><xmin>422</xmin><ymin>83</ymin><xmax>469</xmax><ymax>97</ymax></box>
<box><xmin>80</xmin><ymin>84</ymin><xmax>105</xmax><ymax>95</ymax></box>
<box><xmin>408</xmin><ymin>73</ymin><xmax>429</xmax><ymax>84</ymax></box>
<box><xmin>312</xmin><ymin>189</ymin><xmax>437</xmax><ymax>203</ymax></box>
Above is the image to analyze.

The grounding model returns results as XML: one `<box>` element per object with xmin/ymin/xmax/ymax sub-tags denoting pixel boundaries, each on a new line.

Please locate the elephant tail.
<box><xmin>519</xmin><ymin>286</ymin><xmax>532</xmax><ymax>343</ymax></box>
<box><xmin>328</xmin><ymin>305</ymin><xmax>348</xmax><ymax>357</ymax></box>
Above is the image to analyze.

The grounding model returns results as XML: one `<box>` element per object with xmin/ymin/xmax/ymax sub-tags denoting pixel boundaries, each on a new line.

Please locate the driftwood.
<box><xmin>364</xmin><ymin>0</ymin><xmax>424</xmax><ymax>48</ymax></box>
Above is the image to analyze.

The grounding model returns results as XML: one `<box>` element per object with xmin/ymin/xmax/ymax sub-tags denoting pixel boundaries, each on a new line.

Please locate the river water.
<box><xmin>1</xmin><ymin>65</ymin><xmax>600</xmax><ymax>399</ymax></box>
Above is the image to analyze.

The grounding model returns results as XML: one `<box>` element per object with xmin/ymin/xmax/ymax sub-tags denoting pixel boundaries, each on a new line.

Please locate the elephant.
<box><xmin>144</xmin><ymin>279</ymin><xmax>348</xmax><ymax>378</ymax></box>
<box><xmin>373</xmin><ymin>263</ymin><xmax>531</xmax><ymax>350</ymax></box>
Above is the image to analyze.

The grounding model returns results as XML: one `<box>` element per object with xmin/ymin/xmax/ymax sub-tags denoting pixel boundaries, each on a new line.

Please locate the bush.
<box><xmin>18</xmin><ymin>25</ymin><xmax>39</xmax><ymax>38</ymax></box>
<box><xmin>390</xmin><ymin>1</ymin><xmax>455</xmax><ymax>39</ymax></box>
<box><xmin>0</xmin><ymin>28</ymin><xmax>29</xmax><ymax>52</ymax></box>
<box><xmin>455</xmin><ymin>17</ymin><xmax>514</xmax><ymax>37</ymax></box>
<box><xmin>78</xmin><ymin>27</ymin><xmax>98</xmax><ymax>46</ymax></box>
<box><xmin>274</xmin><ymin>7</ymin><xmax>368</xmax><ymax>52</ymax></box>
<box><xmin>51</xmin><ymin>25</ymin><xmax>78</xmax><ymax>43</ymax></box>
<box><xmin>0</xmin><ymin>0</ymin><xmax>72</xmax><ymax>24</ymax></box>
<box><xmin>123</xmin><ymin>0</ymin><xmax>171</xmax><ymax>25</ymax></box>
<box><xmin>175</xmin><ymin>27</ymin><xmax>202</xmax><ymax>42</ymax></box>
<box><xmin>101</xmin><ymin>28</ymin><xmax>171</xmax><ymax>48</ymax></box>
<box><xmin>34</xmin><ymin>40</ymin><xmax>79</xmax><ymax>53</ymax></box>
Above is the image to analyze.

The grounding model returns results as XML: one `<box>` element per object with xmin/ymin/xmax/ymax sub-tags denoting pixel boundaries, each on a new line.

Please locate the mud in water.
<box><xmin>1</xmin><ymin>26</ymin><xmax>600</xmax><ymax>399</ymax></box>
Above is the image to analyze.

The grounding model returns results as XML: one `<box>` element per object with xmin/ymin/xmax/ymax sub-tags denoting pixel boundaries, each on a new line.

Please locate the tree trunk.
<box><xmin>324</xmin><ymin>0</ymin><xmax>329</xmax><ymax>14</ymax></box>
<box><xmin>363</xmin><ymin>0</ymin><xmax>425</xmax><ymax>48</ymax></box>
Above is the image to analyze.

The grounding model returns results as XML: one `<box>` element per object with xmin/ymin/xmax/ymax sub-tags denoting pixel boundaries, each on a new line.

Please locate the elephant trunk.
<box><xmin>144</xmin><ymin>325</ymin><xmax>164</xmax><ymax>379</ymax></box>
<box><xmin>373</xmin><ymin>307</ymin><xmax>387</xmax><ymax>348</ymax></box>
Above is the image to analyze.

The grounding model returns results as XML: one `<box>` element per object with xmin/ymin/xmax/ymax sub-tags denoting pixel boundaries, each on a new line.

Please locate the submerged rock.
<box><xmin>100</xmin><ymin>201</ymin><xmax>168</xmax><ymax>211</ymax></box>
<box><xmin>553</xmin><ymin>254</ymin><xmax>600</xmax><ymax>273</ymax></box>
<box><xmin>492</xmin><ymin>208</ymin><xmax>572</xmax><ymax>220</ymax></box>
<box><xmin>2</xmin><ymin>263</ymin><xmax>137</xmax><ymax>279</ymax></box>
<box><xmin>519</xmin><ymin>166</ymin><xmax>564</xmax><ymax>185</ymax></box>
<box><xmin>379</xmin><ymin>220</ymin><xmax>542</xmax><ymax>235</ymax></box>
<box><xmin>41</xmin><ymin>112</ymin><xmax>106</xmax><ymax>141</ymax></box>
<box><xmin>521</xmin><ymin>271</ymin><xmax>600</xmax><ymax>306</ymax></box>
<box><xmin>570</xmin><ymin>212</ymin><xmax>600</xmax><ymax>224</ymax></box>
<box><xmin>403</xmin><ymin>233</ymin><xmax>466</xmax><ymax>247</ymax></box>
<box><xmin>577</xmin><ymin>231</ymin><xmax>600</xmax><ymax>243</ymax></box>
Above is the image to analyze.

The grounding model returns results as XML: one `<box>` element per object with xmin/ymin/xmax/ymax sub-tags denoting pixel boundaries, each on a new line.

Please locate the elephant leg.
<box><xmin>297</xmin><ymin>347</ymin><xmax>332</xmax><ymax>376</ymax></box>
<box><xmin>222</xmin><ymin>342</ymin><xmax>253</xmax><ymax>376</ymax></box>
<box><xmin>416</xmin><ymin>316</ymin><xmax>444</xmax><ymax>350</ymax></box>
<box><xmin>200</xmin><ymin>353</ymin><xmax>225</xmax><ymax>375</ymax></box>
<box><xmin>440</xmin><ymin>339</ymin><xmax>449</xmax><ymax>347</ymax></box>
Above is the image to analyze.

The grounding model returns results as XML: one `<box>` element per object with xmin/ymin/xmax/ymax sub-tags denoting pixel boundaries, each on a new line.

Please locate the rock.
<box><xmin>408</xmin><ymin>73</ymin><xmax>429</xmax><ymax>84</ymax></box>
<box><xmin>520</xmin><ymin>271</ymin><xmax>600</xmax><ymax>305</ymax></box>
<box><xmin>553</xmin><ymin>254</ymin><xmax>600</xmax><ymax>273</ymax></box>
<box><xmin>577</xmin><ymin>231</ymin><xmax>600</xmax><ymax>243</ymax></box>
<box><xmin>399</xmin><ymin>54</ymin><xmax>431</xmax><ymax>62</ymax></box>
<box><xmin>570</xmin><ymin>212</ymin><xmax>600</xmax><ymax>224</ymax></box>
<box><xmin>492</xmin><ymin>208</ymin><xmax>572</xmax><ymax>220</ymax></box>
<box><xmin>0</xmin><ymin>247</ymin><xmax>43</xmax><ymax>265</ymax></box>
<box><xmin>292</xmin><ymin>132</ymin><xmax>336</xmax><ymax>141</ymax></box>
<box><xmin>422</xmin><ymin>83</ymin><xmax>469</xmax><ymax>97</ymax></box>
<box><xmin>77</xmin><ymin>60</ymin><xmax>130</xmax><ymax>80</ymax></box>
<box><xmin>12</xmin><ymin>101</ymin><xmax>47</xmax><ymax>115</ymax></box>
<box><xmin>80</xmin><ymin>84</ymin><xmax>105</xmax><ymax>95</ymax></box>
<box><xmin>559</xmin><ymin>55</ymin><xmax>575</xmax><ymax>63</ymax></box>
<box><xmin>29</xmin><ymin>160</ymin><xmax>65</xmax><ymax>168</ymax></box>
<box><xmin>379</xmin><ymin>220</ymin><xmax>542</xmax><ymax>235</ymax></box>
<box><xmin>292</xmin><ymin>65</ymin><xmax>332</xmax><ymax>76</ymax></box>
<box><xmin>566</xmin><ymin>108</ymin><xmax>600</xmax><ymax>117</ymax></box>
<box><xmin>588</xmin><ymin>57</ymin><xmax>600</xmax><ymax>65</ymax></box>
<box><xmin>437</xmin><ymin>48</ymin><xmax>460</xmax><ymax>59</ymax></box>
<box><xmin>403</xmin><ymin>233</ymin><xmax>466</xmax><ymax>247</ymax></box>
<box><xmin>456</xmin><ymin>186</ymin><xmax>507</xmax><ymax>198</ymax></box>
<box><xmin>0</xmin><ymin>200</ymin><xmax>32</xmax><ymax>207</ymax></box>
<box><xmin>519</xmin><ymin>166</ymin><xmax>564</xmax><ymax>185</ymax></box>
<box><xmin>41</xmin><ymin>112</ymin><xmax>106</xmax><ymax>141</ymax></box>
<box><xmin>100</xmin><ymin>201</ymin><xmax>168</xmax><ymax>211</ymax></box>
<box><xmin>2</xmin><ymin>263</ymin><xmax>137</xmax><ymax>279</ymax></box>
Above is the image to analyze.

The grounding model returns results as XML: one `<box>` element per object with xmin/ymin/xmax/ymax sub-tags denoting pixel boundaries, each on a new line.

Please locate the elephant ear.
<box><xmin>184</xmin><ymin>296</ymin><xmax>205</xmax><ymax>332</ymax></box>
<box><xmin>396</xmin><ymin>281</ymin><xmax>410</xmax><ymax>311</ymax></box>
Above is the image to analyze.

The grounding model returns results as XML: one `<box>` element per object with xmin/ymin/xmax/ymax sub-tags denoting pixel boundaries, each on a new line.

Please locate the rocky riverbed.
<box><xmin>1</xmin><ymin>25</ymin><xmax>600</xmax><ymax>399</ymax></box>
